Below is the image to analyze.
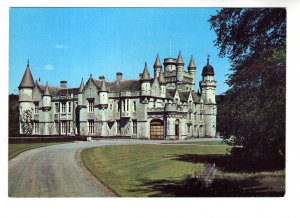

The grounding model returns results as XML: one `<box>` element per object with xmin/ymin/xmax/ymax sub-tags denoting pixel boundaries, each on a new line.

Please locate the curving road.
<box><xmin>9</xmin><ymin>138</ymin><xmax>220</xmax><ymax>197</ymax></box>
<box><xmin>8</xmin><ymin>139</ymin><xmax>165</xmax><ymax>197</ymax></box>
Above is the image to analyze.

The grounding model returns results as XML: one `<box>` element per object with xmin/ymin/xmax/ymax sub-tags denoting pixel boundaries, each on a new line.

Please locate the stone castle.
<box><xmin>18</xmin><ymin>51</ymin><xmax>217</xmax><ymax>139</ymax></box>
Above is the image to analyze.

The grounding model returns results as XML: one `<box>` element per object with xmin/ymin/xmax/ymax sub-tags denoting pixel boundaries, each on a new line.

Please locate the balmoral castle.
<box><xmin>18</xmin><ymin>51</ymin><xmax>217</xmax><ymax>139</ymax></box>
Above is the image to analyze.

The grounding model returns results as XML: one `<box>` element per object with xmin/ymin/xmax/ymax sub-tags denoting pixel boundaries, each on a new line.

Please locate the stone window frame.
<box><xmin>88</xmin><ymin>120</ymin><xmax>94</xmax><ymax>134</ymax></box>
<box><xmin>88</xmin><ymin>100</ymin><xmax>94</xmax><ymax>113</ymax></box>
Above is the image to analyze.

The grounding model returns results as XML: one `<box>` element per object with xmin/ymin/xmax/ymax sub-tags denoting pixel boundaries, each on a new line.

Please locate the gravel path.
<box><xmin>8</xmin><ymin>138</ymin><xmax>221</xmax><ymax>197</ymax></box>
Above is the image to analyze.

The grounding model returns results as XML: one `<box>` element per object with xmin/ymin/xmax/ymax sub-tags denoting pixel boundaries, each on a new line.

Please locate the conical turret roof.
<box><xmin>188</xmin><ymin>55</ymin><xmax>196</xmax><ymax>70</ymax></box>
<box><xmin>43</xmin><ymin>82</ymin><xmax>51</xmax><ymax>96</ymax></box>
<box><xmin>140</xmin><ymin>62</ymin><xmax>151</xmax><ymax>81</ymax></box>
<box><xmin>158</xmin><ymin>71</ymin><xmax>166</xmax><ymax>84</ymax></box>
<box><xmin>19</xmin><ymin>60</ymin><xmax>35</xmax><ymax>89</ymax></box>
<box><xmin>79</xmin><ymin>78</ymin><xmax>84</xmax><ymax>93</ymax></box>
<box><xmin>153</xmin><ymin>54</ymin><xmax>162</xmax><ymax>68</ymax></box>
<box><xmin>176</xmin><ymin>51</ymin><xmax>184</xmax><ymax>66</ymax></box>
<box><xmin>100</xmin><ymin>79</ymin><xmax>108</xmax><ymax>92</ymax></box>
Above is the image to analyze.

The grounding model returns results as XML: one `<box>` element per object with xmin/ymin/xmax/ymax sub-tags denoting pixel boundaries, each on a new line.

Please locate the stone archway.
<box><xmin>150</xmin><ymin>119</ymin><xmax>164</xmax><ymax>140</ymax></box>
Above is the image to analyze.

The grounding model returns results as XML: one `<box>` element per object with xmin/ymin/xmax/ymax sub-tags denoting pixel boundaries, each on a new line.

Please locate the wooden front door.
<box><xmin>150</xmin><ymin>120</ymin><xmax>164</xmax><ymax>140</ymax></box>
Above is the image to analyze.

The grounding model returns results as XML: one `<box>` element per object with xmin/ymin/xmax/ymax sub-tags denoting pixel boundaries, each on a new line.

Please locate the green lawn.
<box><xmin>81</xmin><ymin>142</ymin><xmax>285</xmax><ymax>197</ymax></box>
<box><xmin>9</xmin><ymin>142</ymin><xmax>67</xmax><ymax>160</ymax></box>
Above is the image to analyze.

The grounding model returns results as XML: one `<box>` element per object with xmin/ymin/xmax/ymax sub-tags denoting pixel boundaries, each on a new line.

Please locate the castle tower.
<box><xmin>140</xmin><ymin>62</ymin><xmax>151</xmax><ymax>96</ymax></box>
<box><xmin>188</xmin><ymin>55</ymin><xmax>196</xmax><ymax>90</ymax></box>
<box><xmin>200</xmin><ymin>55</ymin><xmax>217</xmax><ymax>137</ymax></box>
<box><xmin>19</xmin><ymin>60</ymin><xmax>35</xmax><ymax>134</ymax></box>
<box><xmin>158</xmin><ymin>70</ymin><xmax>166</xmax><ymax>98</ymax></box>
<box><xmin>176</xmin><ymin>51</ymin><xmax>184</xmax><ymax>82</ymax></box>
<box><xmin>41</xmin><ymin>82</ymin><xmax>52</xmax><ymax>135</ymax></box>
<box><xmin>153</xmin><ymin>54</ymin><xmax>162</xmax><ymax>78</ymax></box>
<box><xmin>99</xmin><ymin>78</ymin><xmax>108</xmax><ymax>107</ymax></box>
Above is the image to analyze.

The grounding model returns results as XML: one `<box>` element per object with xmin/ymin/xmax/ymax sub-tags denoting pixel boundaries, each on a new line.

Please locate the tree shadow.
<box><xmin>170</xmin><ymin>153</ymin><xmax>284</xmax><ymax>173</ymax></box>
<box><xmin>127</xmin><ymin>176</ymin><xmax>285</xmax><ymax>197</ymax></box>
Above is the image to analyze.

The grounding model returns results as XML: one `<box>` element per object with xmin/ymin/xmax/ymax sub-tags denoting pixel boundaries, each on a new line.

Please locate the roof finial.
<box><xmin>207</xmin><ymin>54</ymin><xmax>210</xmax><ymax>65</ymax></box>
<box><xmin>145</xmin><ymin>62</ymin><xmax>147</xmax><ymax>67</ymax></box>
<box><xmin>27</xmin><ymin>59</ymin><xmax>29</xmax><ymax>67</ymax></box>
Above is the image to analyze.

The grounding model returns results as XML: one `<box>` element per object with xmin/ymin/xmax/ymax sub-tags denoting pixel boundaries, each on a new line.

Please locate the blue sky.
<box><xmin>9</xmin><ymin>8</ymin><xmax>231</xmax><ymax>94</ymax></box>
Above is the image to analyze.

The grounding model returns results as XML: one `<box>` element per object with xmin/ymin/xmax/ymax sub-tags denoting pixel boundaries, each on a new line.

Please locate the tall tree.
<box><xmin>209</xmin><ymin>9</ymin><xmax>286</xmax><ymax>158</ymax></box>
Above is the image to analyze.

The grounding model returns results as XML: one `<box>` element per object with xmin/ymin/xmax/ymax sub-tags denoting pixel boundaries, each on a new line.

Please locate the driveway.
<box><xmin>8</xmin><ymin>138</ymin><xmax>221</xmax><ymax>197</ymax></box>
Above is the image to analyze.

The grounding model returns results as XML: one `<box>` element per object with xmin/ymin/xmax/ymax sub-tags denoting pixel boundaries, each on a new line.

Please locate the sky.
<box><xmin>9</xmin><ymin>8</ymin><xmax>231</xmax><ymax>94</ymax></box>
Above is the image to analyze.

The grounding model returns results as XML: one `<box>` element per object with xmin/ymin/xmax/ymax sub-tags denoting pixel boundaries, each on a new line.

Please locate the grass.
<box><xmin>81</xmin><ymin>142</ymin><xmax>285</xmax><ymax>197</ymax></box>
<box><xmin>9</xmin><ymin>142</ymin><xmax>67</xmax><ymax>160</ymax></box>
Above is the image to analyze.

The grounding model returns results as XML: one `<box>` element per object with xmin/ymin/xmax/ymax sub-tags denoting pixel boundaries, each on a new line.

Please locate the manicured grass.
<box><xmin>81</xmin><ymin>143</ymin><xmax>285</xmax><ymax>197</ymax></box>
<box><xmin>164</xmin><ymin>140</ymin><xmax>224</xmax><ymax>146</ymax></box>
<box><xmin>9</xmin><ymin>142</ymin><xmax>67</xmax><ymax>160</ymax></box>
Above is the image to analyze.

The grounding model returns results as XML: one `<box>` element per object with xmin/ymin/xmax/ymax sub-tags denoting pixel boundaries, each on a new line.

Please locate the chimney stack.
<box><xmin>116</xmin><ymin>72</ymin><xmax>122</xmax><ymax>82</ymax></box>
<box><xmin>60</xmin><ymin>80</ymin><xmax>67</xmax><ymax>88</ymax></box>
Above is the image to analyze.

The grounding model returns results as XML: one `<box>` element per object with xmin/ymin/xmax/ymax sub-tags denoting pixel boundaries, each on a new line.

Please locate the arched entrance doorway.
<box><xmin>175</xmin><ymin>119</ymin><xmax>179</xmax><ymax>140</ymax></box>
<box><xmin>150</xmin><ymin>119</ymin><xmax>164</xmax><ymax>140</ymax></box>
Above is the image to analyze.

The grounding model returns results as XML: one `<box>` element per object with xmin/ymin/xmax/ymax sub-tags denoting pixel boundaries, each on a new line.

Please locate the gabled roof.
<box><xmin>19</xmin><ymin>61</ymin><xmax>35</xmax><ymax>89</ymax></box>
<box><xmin>102</xmin><ymin>80</ymin><xmax>141</xmax><ymax>93</ymax></box>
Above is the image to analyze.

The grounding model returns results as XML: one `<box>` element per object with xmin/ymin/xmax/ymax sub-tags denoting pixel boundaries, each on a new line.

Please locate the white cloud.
<box><xmin>44</xmin><ymin>64</ymin><xmax>54</xmax><ymax>71</ymax></box>
<box><xmin>55</xmin><ymin>44</ymin><xmax>68</xmax><ymax>49</ymax></box>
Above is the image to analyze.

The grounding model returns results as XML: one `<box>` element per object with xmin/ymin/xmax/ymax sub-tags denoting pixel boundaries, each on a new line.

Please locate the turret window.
<box><xmin>88</xmin><ymin>100</ymin><xmax>94</xmax><ymax>112</ymax></box>
<box><xmin>127</xmin><ymin>99</ymin><xmax>129</xmax><ymax>111</ymax></box>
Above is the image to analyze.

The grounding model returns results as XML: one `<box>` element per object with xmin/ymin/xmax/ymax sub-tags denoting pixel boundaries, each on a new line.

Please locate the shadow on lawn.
<box><xmin>126</xmin><ymin>153</ymin><xmax>285</xmax><ymax>197</ymax></box>
<box><xmin>170</xmin><ymin>153</ymin><xmax>285</xmax><ymax>173</ymax></box>
<box><xmin>128</xmin><ymin>177</ymin><xmax>285</xmax><ymax>197</ymax></box>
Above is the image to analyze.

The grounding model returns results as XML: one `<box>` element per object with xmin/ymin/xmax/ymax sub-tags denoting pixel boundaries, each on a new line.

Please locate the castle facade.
<box><xmin>18</xmin><ymin>51</ymin><xmax>217</xmax><ymax>139</ymax></box>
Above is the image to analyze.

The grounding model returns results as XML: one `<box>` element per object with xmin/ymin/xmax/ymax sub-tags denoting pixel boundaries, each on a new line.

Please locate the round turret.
<box><xmin>202</xmin><ymin>55</ymin><xmax>214</xmax><ymax>76</ymax></box>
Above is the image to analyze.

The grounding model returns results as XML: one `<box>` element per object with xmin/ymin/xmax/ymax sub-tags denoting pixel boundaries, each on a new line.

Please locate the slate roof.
<box><xmin>166</xmin><ymin>89</ymin><xmax>176</xmax><ymax>99</ymax></box>
<box><xmin>153</xmin><ymin>54</ymin><xmax>162</xmax><ymax>68</ymax></box>
<box><xmin>19</xmin><ymin>64</ymin><xmax>35</xmax><ymax>89</ymax></box>
<box><xmin>188</xmin><ymin>55</ymin><xmax>196</xmax><ymax>70</ymax></box>
<box><xmin>140</xmin><ymin>62</ymin><xmax>151</xmax><ymax>81</ymax></box>
<box><xmin>178</xmin><ymin>91</ymin><xmax>190</xmax><ymax>102</ymax></box>
<box><xmin>37</xmin><ymin>84</ymin><xmax>79</xmax><ymax>96</ymax></box>
<box><xmin>176</xmin><ymin>51</ymin><xmax>184</xmax><ymax>66</ymax></box>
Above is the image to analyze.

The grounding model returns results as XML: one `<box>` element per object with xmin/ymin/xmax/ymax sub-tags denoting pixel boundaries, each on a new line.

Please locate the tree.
<box><xmin>209</xmin><ymin>9</ymin><xmax>286</xmax><ymax>159</ymax></box>
<box><xmin>19</xmin><ymin>110</ymin><xmax>34</xmax><ymax>135</ymax></box>
<box><xmin>9</xmin><ymin>94</ymin><xmax>20</xmax><ymax>136</ymax></box>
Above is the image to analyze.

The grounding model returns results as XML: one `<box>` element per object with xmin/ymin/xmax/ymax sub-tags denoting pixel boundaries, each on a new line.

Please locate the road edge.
<box><xmin>75</xmin><ymin>149</ymin><xmax>117</xmax><ymax>197</ymax></box>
